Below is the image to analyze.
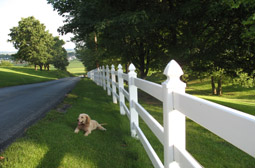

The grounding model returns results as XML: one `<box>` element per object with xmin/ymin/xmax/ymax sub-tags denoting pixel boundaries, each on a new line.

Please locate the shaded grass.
<box><xmin>0</xmin><ymin>66</ymin><xmax>72</xmax><ymax>88</ymax></box>
<box><xmin>0</xmin><ymin>79</ymin><xmax>154</xmax><ymax>168</ymax></box>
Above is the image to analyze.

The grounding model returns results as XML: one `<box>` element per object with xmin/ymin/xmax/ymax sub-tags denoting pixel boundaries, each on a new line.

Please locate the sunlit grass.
<box><xmin>67</xmin><ymin>60</ymin><xmax>85</xmax><ymax>76</ymax></box>
<box><xmin>0</xmin><ymin>67</ymin><xmax>56</xmax><ymax>79</ymax></box>
<box><xmin>0</xmin><ymin>79</ymin><xmax>154</xmax><ymax>168</ymax></box>
<box><xmin>0</xmin><ymin>66</ymin><xmax>71</xmax><ymax>88</ymax></box>
<box><xmin>1</xmin><ymin>67</ymin><xmax>254</xmax><ymax>167</ymax></box>
<box><xmin>0</xmin><ymin>140</ymin><xmax>48</xmax><ymax>168</ymax></box>
<box><xmin>142</xmin><ymin>73</ymin><xmax>255</xmax><ymax>167</ymax></box>
<box><xmin>60</xmin><ymin>153</ymin><xmax>97</xmax><ymax>168</ymax></box>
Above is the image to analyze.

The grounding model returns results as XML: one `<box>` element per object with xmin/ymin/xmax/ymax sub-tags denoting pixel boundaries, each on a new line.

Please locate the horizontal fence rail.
<box><xmin>87</xmin><ymin>60</ymin><xmax>255</xmax><ymax>168</ymax></box>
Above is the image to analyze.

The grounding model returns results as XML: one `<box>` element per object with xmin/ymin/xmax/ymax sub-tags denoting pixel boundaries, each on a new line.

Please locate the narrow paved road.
<box><xmin>0</xmin><ymin>77</ymin><xmax>80</xmax><ymax>151</ymax></box>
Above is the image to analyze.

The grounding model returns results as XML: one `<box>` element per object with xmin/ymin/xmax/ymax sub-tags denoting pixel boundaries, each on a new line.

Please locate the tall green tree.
<box><xmin>8</xmin><ymin>16</ymin><xmax>54</xmax><ymax>70</ymax></box>
<box><xmin>52</xmin><ymin>37</ymin><xmax>69</xmax><ymax>70</ymax></box>
<box><xmin>48</xmin><ymin>0</ymin><xmax>173</xmax><ymax>78</ymax></box>
<box><xmin>48</xmin><ymin>0</ymin><xmax>255</xmax><ymax>83</ymax></box>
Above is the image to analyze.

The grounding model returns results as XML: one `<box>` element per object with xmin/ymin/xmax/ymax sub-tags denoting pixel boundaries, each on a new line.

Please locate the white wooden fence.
<box><xmin>87</xmin><ymin>60</ymin><xmax>255</xmax><ymax>168</ymax></box>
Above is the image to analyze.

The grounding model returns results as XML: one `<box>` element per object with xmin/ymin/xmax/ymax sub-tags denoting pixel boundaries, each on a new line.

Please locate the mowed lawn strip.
<box><xmin>0</xmin><ymin>78</ymin><xmax>154</xmax><ymax>168</ymax></box>
<box><xmin>0</xmin><ymin>66</ymin><xmax>72</xmax><ymax>88</ymax></box>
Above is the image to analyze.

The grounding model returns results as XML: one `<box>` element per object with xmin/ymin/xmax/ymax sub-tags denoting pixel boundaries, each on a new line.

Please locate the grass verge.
<box><xmin>0</xmin><ymin>66</ymin><xmax>72</xmax><ymax>88</ymax></box>
<box><xmin>0</xmin><ymin>78</ymin><xmax>153</xmax><ymax>168</ymax></box>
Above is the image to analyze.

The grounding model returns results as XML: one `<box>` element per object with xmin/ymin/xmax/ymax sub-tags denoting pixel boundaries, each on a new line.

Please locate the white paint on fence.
<box><xmin>128</xmin><ymin>63</ymin><xmax>139</xmax><ymax>138</ymax></box>
<box><xmin>133</xmin><ymin>101</ymin><xmax>164</xmax><ymax>145</ymax></box>
<box><xmin>87</xmin><ymin>60</ymin><xmax>255</xmax><ymax>168</ymax></box>
<box><xmin>134</xmin><ymin>78</ymin><xmax>163</xmax><ymax>101</ymax></box>
<box><xmin>118</xmin><ymin>64</ymin><xmax>125</xmax><ymax>115</ymax></box>
<box><xmin>162</xmin><ymin>60</ymin><xmax>187</xmax><ymax>168</ymax></box>
<box><xmin>106</xmin><ymin>65</ymin><xmax>111</xmax><ymax>96</ymax></box>
<box><xmin>174</xmin><ymin>92</ymin><xmax>255</xmax><ymax>157</ymax></box>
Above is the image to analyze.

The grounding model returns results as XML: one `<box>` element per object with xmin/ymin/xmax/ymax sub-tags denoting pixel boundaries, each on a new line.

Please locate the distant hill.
<box><xmin>0</xmin><ymin>49</ymin><xmax>74</xmax><ymax>54</ymax></box>
<box><xmin>0</xmin><ymin>51</ymin><xmax>17</xmax><ymax>55</ymax></box>
<box><xmin>0</xmin><ymin>49</ymin><xmax>75</xmax><ymax>60</ymax></box>
<box><xmin>66</xmin><ymin>49</ymin><xmax>75</xmax><ymax>52</ymax></box>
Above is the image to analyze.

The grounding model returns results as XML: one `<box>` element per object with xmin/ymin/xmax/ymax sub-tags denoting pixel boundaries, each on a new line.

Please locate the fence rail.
<box><xmin>87</xmin><ymin>60</ymin><xmax>255</xmax><ymax>168</ymax></box>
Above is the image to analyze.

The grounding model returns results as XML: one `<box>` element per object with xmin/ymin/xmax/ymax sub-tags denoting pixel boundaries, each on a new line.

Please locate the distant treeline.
<box><xmin>67</xmin><ymin>52</ymin><xmax>75</xmax><ymax>57</ymax></box>
<box><xmin>0</xmin><ymin>52</ymin><xmax>75</xmax><ymax>61</ymax></box>
<box><xmin>0</xmin><ymin>54</ymin><xmax>13</xmax><ymax>60</ymax></box>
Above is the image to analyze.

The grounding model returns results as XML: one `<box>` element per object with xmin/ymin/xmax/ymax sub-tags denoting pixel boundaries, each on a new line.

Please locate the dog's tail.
<box><xmin>100</xmin><ymin>123</ymin><xmax>107</xmax><ymax>125</ymax></box>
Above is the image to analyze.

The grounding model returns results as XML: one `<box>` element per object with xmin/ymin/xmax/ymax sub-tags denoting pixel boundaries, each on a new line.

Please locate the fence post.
<box><xmin>95</xmin><ymin>68</ymin><xmax>99</xmax><ymax>85</ymax></box>
<box><xmin>90</xmin><ymin>70</ymin><xmax>94</xmax><ymax>81</ymax></box>
<box><xmin>92</xmin><ymin>70</ymin><xmax>95</xmax><ymax>82</ymax></box>
<box><xmin>102</xmin><ymin>66</ymin><xmax>106</xmax><ymax>90</ymax></box>
<box><xmin>128</xmin><ymin>63</ymin><xmax>138</xmax><ymax>138</ymax></box>
<box><xmin>162</xmin><ymin>60</ymin><xmax>186</xmax><ymax>168</ymax></box>
<box><xmin>106</xmin><ymin>65</ymin><xmax>111</xmax><ymax>96</ymax></box>
<box><xmin>111</xmin><ymin>65</ymin><xmax>117</xmax><ymax>104</ymax></box>
<box><xmin>100</xmin><ymin>66</ymin><xmax>103</xmax><ymax>86</ymax></box>
<box><xmin>87</xmin><ymin>71</ymin><xmax>90</xmax><ymax>78</ymax></box>
<box><xmin>118</xmin><ymin>64</ymin><xmax>125</xmax><ymax>115</ymax></box>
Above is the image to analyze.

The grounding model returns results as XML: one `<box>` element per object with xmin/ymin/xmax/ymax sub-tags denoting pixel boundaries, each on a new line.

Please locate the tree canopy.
<box><xmin>48</xmin><ymin>0</ymin><xmax>255</xmax><ymax>85</ymax></box>
<box><xmin>8</xmin><ymin>16</ymin><xmax>69</xmax><ymax>71</ymax></box>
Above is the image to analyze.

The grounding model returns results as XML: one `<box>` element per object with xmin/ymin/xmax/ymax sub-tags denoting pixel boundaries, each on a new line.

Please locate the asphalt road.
<box><xmin>0</xmin><ymin>77</ymin><xmax>80</xmax><ymax>151</ymax></box>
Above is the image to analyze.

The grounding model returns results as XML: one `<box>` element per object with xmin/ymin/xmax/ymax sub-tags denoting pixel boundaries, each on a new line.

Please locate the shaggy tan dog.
<box><xmin>74</xmin><ymin>113</ymin><xmax>106</xmax><ymax>136</ymax></box>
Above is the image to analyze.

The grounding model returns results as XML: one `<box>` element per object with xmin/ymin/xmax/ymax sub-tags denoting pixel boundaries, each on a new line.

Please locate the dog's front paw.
<box><xmin>84</xmin><ymin>131</ymin><xmax>91</xmax><ymax>136</ymax></box>
<box><xmin>74</xmin><ymin>128</ymin><xmax>79</xmax><ymax>133</ymax></box>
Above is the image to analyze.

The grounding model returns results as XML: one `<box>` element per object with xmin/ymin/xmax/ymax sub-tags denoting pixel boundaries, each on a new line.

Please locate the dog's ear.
<box><xmin>85</xmin><ymin>115</ymin><xmax>91</xmax><ymax>124</ymax></box>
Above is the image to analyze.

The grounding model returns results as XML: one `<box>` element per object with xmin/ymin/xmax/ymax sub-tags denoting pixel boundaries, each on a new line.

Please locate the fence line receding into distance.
<box><xmin>87</xmin><ymin>60</ymin><xmax>255</xmax><ymax>168</ymax></box>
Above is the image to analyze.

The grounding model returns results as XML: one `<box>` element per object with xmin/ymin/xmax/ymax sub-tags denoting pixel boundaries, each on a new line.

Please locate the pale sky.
<box><xmin>0</xmin><ymin>0</ymin><xmax>75</xmax><ymax>52</ymax></box>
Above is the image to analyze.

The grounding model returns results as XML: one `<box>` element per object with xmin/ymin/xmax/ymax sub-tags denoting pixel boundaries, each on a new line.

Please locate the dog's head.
<box><xmin>77</xmin><ymin>113</ymin><xmax>91</xmax><ymax>126</ymax></box>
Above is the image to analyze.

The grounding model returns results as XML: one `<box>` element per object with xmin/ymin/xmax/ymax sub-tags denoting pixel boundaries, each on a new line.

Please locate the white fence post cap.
<box><xmin>118</xmin><ymin>64</ymin><xmax>122</xmax><ymax>70</ymax></box>
<box><xmin>163</xmin><ymin>60</ymin><xmax>183</xmax><ymax>79</ymax></box>
<box><xmin>163</xmin><ymin>60</ymin><xmax>186</xmax><ymax>90</ymax></box>
<box><xmin>111</xmin><ymin>64</ymin><xmax>115</xmax><ymax>71</ymax></box>
<box><xmin>129</xmin><ymin>63</ymin><xmax>136</xmax><ymax>72</ymax></box>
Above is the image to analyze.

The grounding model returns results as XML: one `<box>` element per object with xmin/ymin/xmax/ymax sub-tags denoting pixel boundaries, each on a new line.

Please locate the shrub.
<box><xmin>0</xmin><ymin>60</ymin><xmax>13</xmax><ymax>67</ymax></box>
<box><xmin>233</xmin><ymin>69</ymin><xmax>255</xmax><ymax>88</ymax></box>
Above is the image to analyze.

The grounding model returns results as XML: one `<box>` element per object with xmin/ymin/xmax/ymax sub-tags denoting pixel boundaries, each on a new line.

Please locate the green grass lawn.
<box><xmin>67</xmin><ymin>60</ymin><xmax>86</xmax><ymax>76</ymax></box>
<box><xmin>141</xmin><ymin>75</ymin><xmax>255</xmax><ymax>167</ymax></box>
<box><xmin>0</xmin><ymin>59</ymin><xmax>85</xmax><ymax>88</ymax></box>
<box><xmin>0</xmin><ymin>78</ymin><xmax>154</xmax><ymax>168</ymax></box>
<box><xmin>1</xmin><ymin>65</ymin><xmax>254</xmax><ymax>167</ymax></box>
<box><xmin>0</xmin><ymin>66</ymin><xmax>72</xmax><ymax>88</ymax></box>
<box><xmin>186</xmin><ymin>79</ymin><xmax>255</xmax><ymax>116</ymax></box>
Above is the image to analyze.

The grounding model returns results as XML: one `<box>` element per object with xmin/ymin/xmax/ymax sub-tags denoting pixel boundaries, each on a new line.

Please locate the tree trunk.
<box><xmin>96</xmin><ymin>61</ymin><xmax>99</xmax><ymax>68</ymax></box>
<box><xmin>47</xmin><ymin>64</ymin><xmax>50</xmax><ymax>71</ymax></box>
<box><xmin>39</xmin><ymin>64</ymin><xmax>43</xmax><ymax>71</ymax></box>
<box><xmin>217</xmin><ymin>76</ymin><xmax>222</xmax><ymax>96</ymax></box>
<box><xmin>94</xmin><ymin>32</ymin><xmax>98</xmax><ymax>50</ymax></box>
<box><xmin>211</xmin><ymin>76</ymin><xmax>217</xmax><ymax>95</ymax></box>
<box><xmin>34</xmin><ymin>64</ymin><xmax>37</xmax><ymax>71</ymax></box>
